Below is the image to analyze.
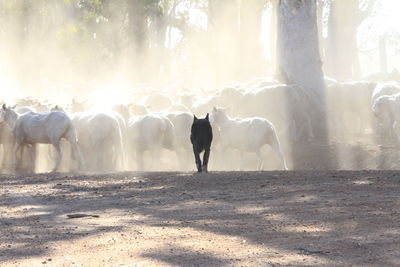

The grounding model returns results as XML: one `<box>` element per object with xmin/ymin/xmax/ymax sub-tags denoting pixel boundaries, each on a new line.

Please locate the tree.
<box><xmin>324</xmin><ymin>0</ymin><xmax>377</xmax><ymax>80</ymax></box>
<box><xmin>268</xmin><ymin>0</ymin><xmax>278</xmax><ymax>74</ymax></box>
<box><xmin>277</xmin><ymin>0</ymin><xmax>325</xmax><ymax>98</ymax></box>
<box><xmin>325</xmin><ymin>0</ymin><xmax>360</xmax><ymax>80</ymax></box>
<box><xmin>239</xmin><ymin>0</ymin><xmax>265</xmax><ymax>80</ymax></box>
<box><xmin>277</xmin><ymin>0</ymin><xmax>327</xmax><ymax>136</ymax></box>
<box><xmin>208</xmin><ymin>0</ymin><xmax>240</xmax><ymax>85</ymax></box>
<box><xmin>277</xmin><ymin>0</ymin><xmax>332</xmax><ymax>168</ymax></box>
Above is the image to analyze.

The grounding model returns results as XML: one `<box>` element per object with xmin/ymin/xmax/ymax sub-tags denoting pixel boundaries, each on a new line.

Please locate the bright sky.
<box><xmin>174</xmin><ymin>0</ymin><xmax>400</xmax><ymax>76</ymax></box>
<box><xmin>360</xmin><ymin>0</ymin><xmax>400</xmax><ymax>37</ymax></box>
<box><xmin>358</xmin><ymin>0</ymin><xmax>400</xmax><ymax>74</ymax></box>
<box><xmin>378</xmin><ymin>0</ymin><xmax>400</xmax><ymax>32</ymax></box>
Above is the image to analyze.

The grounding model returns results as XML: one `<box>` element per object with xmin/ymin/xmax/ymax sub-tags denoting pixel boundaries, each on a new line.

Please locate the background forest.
<box><xmin>0</xmin><ymin>0</ymin><xmax>398</xmax><ymax>95</ymax></box>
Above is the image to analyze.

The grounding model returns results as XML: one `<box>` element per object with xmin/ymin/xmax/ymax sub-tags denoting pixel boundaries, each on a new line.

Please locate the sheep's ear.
<box><xmin>11</xmin><ymin>104</ymin><xmax>16</xmax><ymax>109</ymax></box>
<box><xmin>55</xmin><ymin>105</ymin><xmax>59</xmax><ymax>109</ymax></box>
<box><xmin>205</xmin><ymin>113</ymin><xmax>209</xmax><ymax>120</ymax></box>
<box><xmin>2</xmin><ymin>103</ymin><xmax>6</xmax><ymax>110</ymax></box>
<box><xmin>193</xmin><ymin>115</ymin><xmax>198</xmax><ymax>122</ymax></box>
<box><xmin>212</xmin><ymin>106</ymin><xmax>216</xmax><ymax>111</ymax></box>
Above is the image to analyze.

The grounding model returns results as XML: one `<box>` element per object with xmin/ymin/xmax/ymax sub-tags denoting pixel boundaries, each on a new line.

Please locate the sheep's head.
<box><xmin>51</xmin><ymin>105</ymin><xmax>65</xmax><ymax>113</ymax></box>
<box><xmin>129</xmin><ymin>103</ymin><xmax>149</xmax><ymax>116</ymax></box>
<box><xmin>372</xmin><ymin>101</ymin><xmax>381</xmax><ymax>117</ymax></box>
<box><xmin>210</xmin><ymin>107</ymin><xmax>229</xmax><ymax>124</ymax></box>
<box><xmin>0</xmin><ymin>104</ymin><xmax>6</xmax><ymax>124</ymax></box>
<box><xmin>0</xmin><ymin>104</ymin><xmax>18</xmax><ymax>128</ymax></box>
<box><xmin>372</xmin><ymin>97</ymin><xmax>389</xmax><ymax>119</ymax></box>
<box><xmin>70</xmin><ymin>98</ymin><xmax>88</xmax><ymax>113</ymax></box>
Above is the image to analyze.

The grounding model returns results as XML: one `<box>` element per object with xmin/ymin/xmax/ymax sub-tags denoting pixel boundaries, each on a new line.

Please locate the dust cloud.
<box><xmin>0</xmin><ymin>1</ymin><xmax>399</xmax><ymax>173</ymax></box>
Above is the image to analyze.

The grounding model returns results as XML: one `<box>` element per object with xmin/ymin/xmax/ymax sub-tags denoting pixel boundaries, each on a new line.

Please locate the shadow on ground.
<box><xmin>0</xmin><ymin>170</ymin><xmax>399</xmax><ymax>266</ymax></box>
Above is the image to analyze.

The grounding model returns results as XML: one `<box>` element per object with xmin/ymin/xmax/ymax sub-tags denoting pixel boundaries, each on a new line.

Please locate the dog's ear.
<box><xmin>205</xmin><ymin>113</ymin><xmax>209</xmax><ymax>120</ymax></box>
<box><xmin>193</xmin><ymin>115</ymin><xmax>198</xmax><ymax>122</ymax></box>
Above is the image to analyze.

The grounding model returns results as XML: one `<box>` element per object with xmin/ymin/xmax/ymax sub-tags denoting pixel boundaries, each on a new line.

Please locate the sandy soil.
<box><xmin>0</xmin><ymin>170</ymin><xmax>399</xmax><ymax>267</ymax></box>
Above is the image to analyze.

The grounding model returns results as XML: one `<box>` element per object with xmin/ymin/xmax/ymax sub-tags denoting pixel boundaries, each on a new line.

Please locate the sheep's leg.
<box><xmin>270</xmin><ymin>139</ymin><xmax>287</xmax><ymax>170</ymax></box>
<box><xmin>0</xmin><ymin>144</ymin><xmax>5</xmax><ymax>170</ymax></box>
<box><xmin>210</xmin><ymin>144</ymin><xmax>220</xmax><ymax>170</ymax></box>
<box><xmin>3</xmin><ymin>142</ymin><xmax>13</xmax><ymax>170</ymax></box>
<box><xmin>390</xmin><ymin>120</ymin><xmax>398</xmax><ymax>142</ymax></box>
<box><xmin>150</xmin><ymin>148</ymin><xmax>160</xmax><ymax>171</ymax></box>
<box><xmin>94</xmin><ymin>143</ymin><xmax>102</xmax><ymax>171</ymax></box>
<box><xmin>29</xmin><ymin>144</ymin><xmax>36</xmax><ymax>173</ymax></box>
<box><xmin>239</xmin><ymin>152</ymin><xmax>244</xmax><ymax>171</ymax></box>
<box><xmin>13</xmin><ymin>143</ymin><xmax>19</xmax><ymax>170</ymax></box>
<box><xmin>192</xmin><ymin>146</ymin><xmax>202</xmax><ymax>172</ymax></box>
<box><xmin>377</xmin><ymin>122</ymin><xmax>385</xmax><ymax>140</ymax></box>
<box><xmin>202</xmin><ymin>148</ymin><xmax>210</xmax><ymax>173</ymax></box>
<box><xmin>127</xmin><ymin>147</ymin><xmax>135</xmax><ymax>171</ymax></box>
<box><xmin>52</xmin><ymin>142</ymin><xmax>62</xmax><ymax>172</ymax></box>
<box><xmin>20</xmin><ymin>146</ymin><xmax>25</xmax><ymax>171</ymax></box>
<box><xmin>71</xmin><ymin>141</ymin><xmax>85</xmax><ymax>171</ymax></box>
<box><xmin>13</xmin><ymin>142</ymin><xmax>21</xmax><ymax>171</ymax></box>
<box><xmin>118</xmin><ymin>140</ymin><xmax>125</xmax><ymax>171</ymax></box>
<box><xmin>306</xmin><ymin>115</ymin><xmax>314</xmax><ymax>141</ymax></box>
<box><xmin>100</xmin><ymin>143</ymin><xmax>111</xmax><ymax>171</ymax></box>
<box><xmin>177</xmin><ymin>149</ymin><xmax>185</xmax><ymax>171</ymax></box>
<box><xmin>393</xmin><ymin>121</ymin><xmax>400</xmax><ymax>146</ymax></box>
<box><xmin>177</xmin><ymin>149</ymin><xmax>187</xmax><ymax>171</ymax></box>
<box><xmin>65</xmin><ymin>129</ymin><xmax>85</xmax><ymax>171</ymax></box>
<box><xmin>46</xmin><ymin>145</ymin><xmax>55</xmax><ymax>170</ymax></box>
<box><xmin>136</xmin><ymin>149</ymin><xmax>144</xmax><ymax>171</ymax></box>
<box><xmin>105</xmin><ymin>142</ymin><xmax>116</xmax><ymax>171</ymax></box>
<box><xmin>256</xmin><ymin>150</ymin><xmax>263</xmax><ymax>170</ymax></box>
<box><xmin>216</xmin><ymin>144</ymin><xmax>228</xmax><ymax>170</ymax></box>
<box><xmin>291</xmin><ymin>118</ymin><xmax>298</xmax><ymax>142</ymax></box>
<box><xmin>112</xmin><ymin>145</ymin><xmax>120</xmax><ymax>171</ymax></box>
<box><xmin>382</xmin><ymin>117</ymin><xmax>395</xmax><ymax>143</ymax></box>
<box><xmin>185</xmin><ymin>149</ymin><xmax>192</xmax><ymax>171</ymax></box>
<box><xmin>0</xmin><ymin>145</ymin><xmax>4</xmax><ymax>170</ymax></box>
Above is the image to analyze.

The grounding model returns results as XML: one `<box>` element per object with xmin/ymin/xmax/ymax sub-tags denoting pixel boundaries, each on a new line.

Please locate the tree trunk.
<box><xmin>316</xmin><ymin>0</ymin><xmax>325</xmax><ymax>60</ymax></box>
<box><xmin>127</xmin><ymin>0</ymin><xmax>149</xmax><ymax>82</ymax></box>
<box><xmin>128</xmin><ymin>1</ymin><xmax>148</xmax><ymax>54</ymax></box>
<box><xmin>325</xmin><ymin>0</ymin><xmax>361</xmax><ymax>80</ymax></box>
<box><xmin>269</xmin><ymin>0</ymin><xmax>278</xmax><ymax>74</ymax></box>
<box><xmin>277</xmin><ymin>0</ymin><xmax>332</xmax><ymax>168</ymax></box>
<box><xmin>379</xmin><ymin>34</ymin><xmax>387</xmax><ymax>74</ymax></box>
<box><xmin>208</xmin><ymin>0</ymin><xmax>240</xmax><ymax>86</ymax></box>
<box><xmin>277</xmin><ymin>0</ymin><xmax>325</xmax><ymax>99</ymax></box>
<box><xmin>239</xmin><ymin>0</ymin><xmax>265</xmax><ymax>80</ymax></box>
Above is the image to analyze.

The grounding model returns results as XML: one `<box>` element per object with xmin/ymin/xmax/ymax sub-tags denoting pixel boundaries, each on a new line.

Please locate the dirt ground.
<box><xmin>0</xmin><ymin>169</ymin><xmax>399</xmax><ymax>267</ymax></box>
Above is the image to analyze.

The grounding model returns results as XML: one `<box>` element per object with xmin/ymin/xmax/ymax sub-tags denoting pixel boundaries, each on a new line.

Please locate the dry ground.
<box><xmin>0</xmin><ymin>170</ymin><xmax>399</xmax><ymax>266</ymax></box>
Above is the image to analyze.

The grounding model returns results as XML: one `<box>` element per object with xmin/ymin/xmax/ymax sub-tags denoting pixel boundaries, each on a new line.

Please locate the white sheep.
<box><xmin>240</xmin><ymin>84</ymin><xmax>314</xmax><ymax>142</ymax></box>
<box><xmin>0</xmin><ymin>105</ymin><xmax>84</xmax><ymax>172</ymax></box>
<box><xmin>164</xmin><ymin>111</ymin><xmax>194</xmax><ymax>170</ymax></box>
<box><xmin>371</xmin><ymin>82</ymin><xmax>400</xmax><ymax>104</ymax></box>
<box><xmin>372</xmin><ymin>93</ymin><xmax>400</xmax><ymax>142</ymax></box>
<box><xmin>72</xmin><ymin>112</ymin><xmax>124</xmax><ymax>171</ymax></box>
<box><xmin>210</xmin><ymin>107</ymin><xmax>287</xmax><ymax>170</ymax></box>
<box><xmin>127</xmin><ymin>113</ymin><xmax>176</xmax><ymax>170</ymax></box>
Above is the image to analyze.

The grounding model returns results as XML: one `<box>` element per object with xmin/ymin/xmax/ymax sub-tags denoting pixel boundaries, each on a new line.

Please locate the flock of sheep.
<box><xmin>0</xmin><ymin>74</ymin><xmax>399</xmax><ymax>173</ymax></box>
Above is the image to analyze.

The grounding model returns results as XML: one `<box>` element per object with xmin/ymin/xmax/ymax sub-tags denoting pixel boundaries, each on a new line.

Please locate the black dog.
<box><xmin>190</xmin><ymin>113</ymin><xmax>213</xmax><ymax>172</ymax></box>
